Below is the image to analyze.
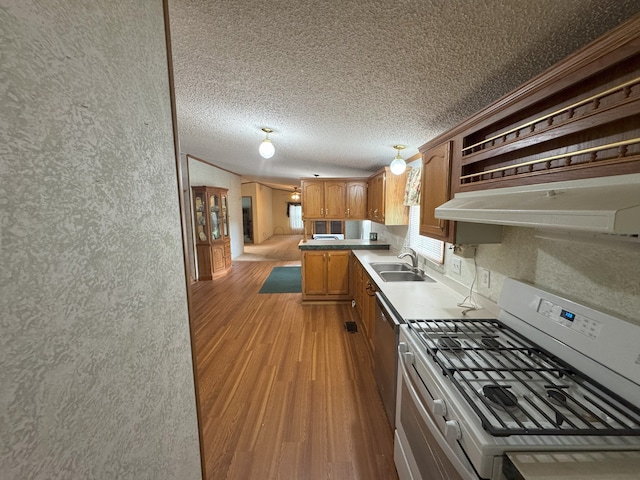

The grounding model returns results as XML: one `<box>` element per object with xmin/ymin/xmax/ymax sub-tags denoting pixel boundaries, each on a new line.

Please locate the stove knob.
<box><xmin>402</xmin><ymin>351</ymin><xmax>415</xmax><ymax>365</ymax></box>
<box><xmin>445</xmin><ymin>420</ymin><xmax>461</xmax><ymax>441</ymax></box>
<box><xmin>433</xmin><ymin>399</ymin><xmax>447</xmax><ymax>416</ymax></box>
<box><xmin>398</xmin><ymin>342</ymin><xmax>408</xmax><ymax>354</ymax></box>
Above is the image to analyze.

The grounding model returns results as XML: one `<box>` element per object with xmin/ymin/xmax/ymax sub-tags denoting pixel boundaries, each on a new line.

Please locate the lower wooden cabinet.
<box><xmin>361</xmin><ymin>271</ymin><xmax>377</xmax><ymax>352</ymax></box>
<box><xmin>350</xmin><ymin>254</ymin><xmax>377</xmax><ymax>352</ymax></box>
<box><xmin>301</xmin><ymin>250</ymin><xmax>351</xmax><ymax>301</ymax></box>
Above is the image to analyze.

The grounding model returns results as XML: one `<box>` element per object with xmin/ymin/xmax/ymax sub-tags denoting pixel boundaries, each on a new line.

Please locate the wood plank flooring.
<box><xmin>190</xmin><ymin>258</ymin><xmax>398</xmax><ymax>479</ymax></box>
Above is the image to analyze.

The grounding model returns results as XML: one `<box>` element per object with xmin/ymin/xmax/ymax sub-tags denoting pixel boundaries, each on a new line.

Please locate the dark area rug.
<box><xmin>259</xmin><ymin>266</ymin><xmax>302</xmax><ymax>294</ymax></box>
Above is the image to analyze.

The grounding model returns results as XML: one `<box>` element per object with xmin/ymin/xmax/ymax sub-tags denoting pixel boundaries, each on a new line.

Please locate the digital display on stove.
<box><xmin>560</xmin><ymin>309</ymin><xmax>576</xmax><ymax>322</ymax></box>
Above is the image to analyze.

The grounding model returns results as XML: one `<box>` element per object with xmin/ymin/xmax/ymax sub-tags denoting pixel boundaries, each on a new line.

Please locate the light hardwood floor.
<box><xmin>190</xmin><ymin>254</ymin><xmax>398</xmax><ymax>479</ymax></box>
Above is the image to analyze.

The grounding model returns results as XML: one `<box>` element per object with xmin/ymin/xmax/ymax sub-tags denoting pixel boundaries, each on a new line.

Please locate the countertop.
<box><xmin>352</xmin><ymin>250</ymin><xmax>499</xmax><ymax>321</ymax></box>
<box><xmin>298</xmin><ymin>239</ymin><xmax>391</xmax><ymax>250</ymax></box>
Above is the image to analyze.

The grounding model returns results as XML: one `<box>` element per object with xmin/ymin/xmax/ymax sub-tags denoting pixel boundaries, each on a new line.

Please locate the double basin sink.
<box><xmin>369</xmin><ymin>262</ymin><xmax>435</xmax><ymax>282</ymax></box>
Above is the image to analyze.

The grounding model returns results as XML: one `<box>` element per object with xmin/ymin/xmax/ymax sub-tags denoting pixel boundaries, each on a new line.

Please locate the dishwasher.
<box><xmin>373</xmin><ymin>291</ymin><xmax>402</xmax><ymax>428</ymax></box>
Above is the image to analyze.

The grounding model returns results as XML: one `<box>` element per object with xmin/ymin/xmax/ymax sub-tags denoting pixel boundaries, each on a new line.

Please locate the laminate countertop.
<box><xmin>298</xmin><ymin>239</ymin><xmax>391</xmax><ymax>250</ymax></box>
<box><xmin>352</xmin><ymin>250</ymin><xmax>499</xmax><ymax>321</ymax></box>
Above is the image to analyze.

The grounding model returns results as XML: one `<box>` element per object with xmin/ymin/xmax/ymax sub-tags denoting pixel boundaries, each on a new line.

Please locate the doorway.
<box><xmin>242</xmin><ymin>196</ymin><xmax>253</xmax><ymax>244</ymax></box>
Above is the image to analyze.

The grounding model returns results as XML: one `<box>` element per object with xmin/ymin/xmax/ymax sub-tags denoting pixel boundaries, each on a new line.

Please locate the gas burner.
<box><xmin>482</xmin><ymin>385</ymin><xmax>518</xmax><ymax>410</ymax></box>
<box><xmin>547</xmin><ymin>388</ymin><xmax>568</xmax><ymax>407</ymax></box>
<box><xmin>438</xmin><ymin>336</ymin><xmax>462</xmax><ymax>351</ymax></box>
<box><xmin>481</xmin><ymin>336</ymin><xmax>501</xmax><ymax>349</ymax></box>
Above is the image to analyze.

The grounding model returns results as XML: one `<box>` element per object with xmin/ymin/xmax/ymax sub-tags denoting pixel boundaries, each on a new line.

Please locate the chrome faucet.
<box><xmin>398</xmin><ymin>247</ymin><xmax>419</xmax><ymax>270</ymax></box>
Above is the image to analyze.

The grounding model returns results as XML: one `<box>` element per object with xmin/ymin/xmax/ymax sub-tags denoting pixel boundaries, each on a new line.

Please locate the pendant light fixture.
<box><xmin>291</xmin><ymin>187</ymin><xmax>300</xmax><ymax>201</ymax></box>
<box><xmin>259</xmin><ymin>127</ymin><xmax>275</xmax><ymax>159</ymax></box>
<box><xmin>390</xmin><ymin>144</ymin><xmax>406</xmax><ymax>175</ymax></box>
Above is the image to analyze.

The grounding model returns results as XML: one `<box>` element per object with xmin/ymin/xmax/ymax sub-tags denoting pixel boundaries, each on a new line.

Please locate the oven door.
<box><xmin>395</xmin><ymin>340</ymin><xmax>480</xmax><ymax>480</ymax></box>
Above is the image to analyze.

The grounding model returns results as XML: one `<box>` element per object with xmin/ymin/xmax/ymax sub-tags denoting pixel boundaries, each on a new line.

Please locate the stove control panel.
<box><xmin>537</xmin><ymin>299</ymin><xmax>602</xmax><ymax>339</ymax></box>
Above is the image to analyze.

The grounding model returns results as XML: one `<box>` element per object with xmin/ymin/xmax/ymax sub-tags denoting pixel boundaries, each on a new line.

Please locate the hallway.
<box><xmin>235</xmin><ymin>235</ymin><xmax>303</xmax><ymax>263</ymax></box>
<box><xmin>190</xmin><ymin>257</ymin><xmax>397</xmax><ymax>479</ymax></box>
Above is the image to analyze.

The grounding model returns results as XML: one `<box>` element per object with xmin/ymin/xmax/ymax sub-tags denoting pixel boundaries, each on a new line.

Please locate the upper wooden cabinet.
<box><xmin>420</xmin><ymin>141</ymin><xmax>452</xmax><ymax>241</ymax></box>
<box><xmin>324</xmin><ymin>180</ymin><xmax>347</xmax><ymax>219</ymax></box>
<box><xmin>301</xmin><ymin>179</ymin><xmax>325</xmax><ymax>218</ymax></box>
<box><xmin>192</xmin><ymin>186</ymin><xmax>232</xmax><ymax>280</ymax></box>
<box><xmin>419</xmin><ymin>141</ymin><xmax>504</xmax><ymax>245</ymax></box>
<box><xmin>346</xmin><ymin>181</ymin><xmax>367</xmax><ymax>219</ymax></box>
<box><xmin>367</xmin><ymin>167</ymin><xmax>409</xmax><ymax>225</ymax></box>
<box><xmin>444</xmin><ymin>15</ymin><xmax>640</xmax><ymax>194</ymax></box>
<box><xmin>301</xmin><ymin>178</ymin><xmax>367</xmax><ymax>220</ymax></box>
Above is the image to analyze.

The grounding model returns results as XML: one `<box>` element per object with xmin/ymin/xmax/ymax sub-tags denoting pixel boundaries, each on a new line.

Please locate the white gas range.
<box><xmin>394</xmin><ymin>278</ymin><xmax>640</xmax><ymax>480</ymax></box>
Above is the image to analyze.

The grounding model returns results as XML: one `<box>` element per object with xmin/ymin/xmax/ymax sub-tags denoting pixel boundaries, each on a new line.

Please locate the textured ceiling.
<box><xmin>168</xmin><ymin>0</ymin><xmax>640</xmax><ymax>190</ymax></box>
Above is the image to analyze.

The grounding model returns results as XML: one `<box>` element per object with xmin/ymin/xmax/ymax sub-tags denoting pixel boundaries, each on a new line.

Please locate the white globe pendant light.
<box><xmin>390</xmin><ymin>145</ymin><xmax>406</xmax><ymax>175</ymax></box>
<box><xmin>259</xmin><ymin>127</ymin><xmax>275</xmax><ymax>159</ymax></box>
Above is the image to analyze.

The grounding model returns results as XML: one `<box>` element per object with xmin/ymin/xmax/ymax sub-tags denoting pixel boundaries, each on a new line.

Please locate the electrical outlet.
<box><xmin>452</xmin><ymin>257</ymin><xmax>462</xmax><ymax>275</ymax></box>
<box><xmin>479</xmin><ymin>268</ymin><xmax>490</xmax><ymax>288</ymax></box>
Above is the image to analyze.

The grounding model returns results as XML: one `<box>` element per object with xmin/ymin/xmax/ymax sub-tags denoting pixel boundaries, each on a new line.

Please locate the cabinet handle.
<box><xmin>321</xmin><ymin>208</ymin><xmax>324</xmax><ymax>215</ymax></box>
<box><xmin>347</xmin><ymin>208</ymin><xmax>350</xmax><ymax>217</ymax></box>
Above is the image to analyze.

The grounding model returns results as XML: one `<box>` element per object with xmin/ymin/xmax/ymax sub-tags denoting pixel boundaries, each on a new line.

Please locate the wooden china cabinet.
<box><xmin>192</xmin><ymin>186</ymin><xmax>231</xmax><ymax>280</ymax></box>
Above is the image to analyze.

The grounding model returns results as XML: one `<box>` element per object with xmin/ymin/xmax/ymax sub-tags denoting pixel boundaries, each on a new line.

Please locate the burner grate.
<box><xmin>406</xmin><ymin>318</ymin><xmax>640</xmax><ymax>437</ymax></box>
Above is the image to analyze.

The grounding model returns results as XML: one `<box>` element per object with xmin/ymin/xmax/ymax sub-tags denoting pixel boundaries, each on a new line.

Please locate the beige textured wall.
<box><xmin>242</xmin><ymin>182</ymin><xmax>274</xmax><ymax>244</ymax></box>
<box><xmin>272</xmin><ymin>189</ymin><xmax>295</xmax><ymax>235</ymax></box>
<box><xmin>256</xmin><ymin>183</ymin><xmax>274</xmax><ymax>242</ymax></box>
<box><xmin>241</xmin><ymin>182</ymin><xmax>258</xmax><ymax>243</ymax></box>
<box><xmin>375</xmin><ymin>220</ymin><xmax>640</xmax><ymax>324</ymax></box>
<box><xmin>1</xmin><ymin>2</ymin><xmax>201</xmax><ymax>479</ymax></box>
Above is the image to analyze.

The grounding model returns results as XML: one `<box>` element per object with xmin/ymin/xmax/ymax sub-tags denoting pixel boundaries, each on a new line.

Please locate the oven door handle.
<box><xmin>398</xmin><ymin>347</ymin><xmax>478</xmax><ymax>480</ymax></box>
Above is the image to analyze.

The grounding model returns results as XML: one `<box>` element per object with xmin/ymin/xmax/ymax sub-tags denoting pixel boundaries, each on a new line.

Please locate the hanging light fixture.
<box><xmin>259</xmin><ymin>127</ymin><xmax>275</xmax><ymax>159</ymax></box>
<box><xmin>291</xmin><ymin>187</ymin><xmax>300</xmax><ymax>201</ymax></box>
<box><xmin>390</xmin><ymin>144</ymin><xmax>406</xmax><ymax>175</ymax></box>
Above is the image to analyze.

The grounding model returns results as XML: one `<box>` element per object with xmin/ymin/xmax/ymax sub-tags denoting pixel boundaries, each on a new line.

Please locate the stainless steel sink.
<box><xmin>379</xmin><ymin>271</ymin><xmax>436</xmax><ymax>282</ymax></box>
<box><xmin>369</xmin><ymin>262</ymin><xmax>413</xmax><ymax>273</ymax></box>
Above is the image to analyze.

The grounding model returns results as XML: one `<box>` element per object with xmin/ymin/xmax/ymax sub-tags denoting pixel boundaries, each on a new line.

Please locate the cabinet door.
<box><xmin>221</xmin><ymin>192</ymin><xmax>229</xmax><ymax>239</ymax></box>
<box><xmin>363</xmin><ymin>272</ymin><xmax>376</xmax><ymax>350</ymax></box>
<box><xmin>210</xmin><ymin>192</ymin><xmax>222</xmax><ymax>240</ymax></box>
<box><xmin>302</xmin><ymin>180</ymin><xmax>325</xmax><ymax>218</ymax></box>
<box><xmin>420</xmin><ymin>141</ymin><xmax>452</xmax><ymax>241</ymax></box>
<box><xmin>368</xmin><ymin>173</ymin><xmax>384</xmax><ymax>221</ymax></box>
<box><xmin>324</xmin><ymin>180</ymin><xmax>346</xmax><ymax>219</ymax></box>
<box><xmin>302</xmin><ymin>251</ymin><xmax>327</xmax><ymax>295</ymax></box>
<box><xmin>193</xmin><ymin>188</ymin><xmax>209</xmax><ymax>244</ymax></box>
<box><xmin>211</xmin><ymin>243</ymin><xmax>226</xmax><ymax>272</ymax></box>
<box><xmin>326</xmin><ymin>250</ymin><xmax>350</xmax><ymax>295</ymax></box>
<box><xmin>346</xmin><ymin>181</ymin><xmax>367</xmax><ymax>219</ymax></box>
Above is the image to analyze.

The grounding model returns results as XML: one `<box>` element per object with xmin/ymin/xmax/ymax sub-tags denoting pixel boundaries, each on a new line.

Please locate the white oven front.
<box><xmin>394</xmin><ymin>333</ymin><xmax>500</xmax><ymax>480</ymax></box>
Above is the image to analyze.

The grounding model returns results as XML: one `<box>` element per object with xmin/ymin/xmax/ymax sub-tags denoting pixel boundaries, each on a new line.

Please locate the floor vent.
<box><xmin>344</xmin><ymin>321</ymin><xmax>358</xmax><ymax>333</ymax></box>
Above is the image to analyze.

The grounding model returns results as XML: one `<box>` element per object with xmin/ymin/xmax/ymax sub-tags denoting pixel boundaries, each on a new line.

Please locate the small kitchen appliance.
<box><xmin>394</xmin><ymin>278</ymin><xmax>640</xmax><ymax>480</ymax></box>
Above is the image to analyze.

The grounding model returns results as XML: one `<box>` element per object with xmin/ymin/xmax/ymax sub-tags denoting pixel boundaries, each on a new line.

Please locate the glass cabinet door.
<box><xmin>194</xmin><ymin>190</ymin><xmax>208</xmax><ymax>243</ymax></box>
<box><xmin>210</xmin><ymin>193</ymin><xmax>221</xmax><ymax>240</ymax></box>
<box><xmin>221</xmin><ymin>193</ymin><xmax>229</xmax><ymax>238</ymax></box>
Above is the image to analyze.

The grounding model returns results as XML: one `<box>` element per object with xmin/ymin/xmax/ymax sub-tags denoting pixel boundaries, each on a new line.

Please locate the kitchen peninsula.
<box><xmin>298</xmin><ymin>239</ymin><xmax>390</xmax><ymax>302</ymax></box>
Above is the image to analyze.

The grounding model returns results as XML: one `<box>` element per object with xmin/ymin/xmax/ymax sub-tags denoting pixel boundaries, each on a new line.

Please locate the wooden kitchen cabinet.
<box><xmin>301</xmin><ymin>178</ymin><xmax>368</xmax><ymax>220</ymax></box>
<box><xmin>346</xmin><ymin>181</ymin><xmax>367</xmax><ymax>219</ymax></box>
<box><xmin>301</xmin><ymin>250</ymin><xmax>351</xmax><ymax>301</ymax></box>
<box><xmin>350</xmin><ymin>255</ymin><xmax>377</xmax><ymax>353</ymax></box>
<box><xmin>192</xmin><ymin>186</ymin><xmax>232</xmax><ymax>280</ymax></box>
<box><xmin>324</xmin><ymin>180</ymin><xmax>347</xmax><ymax>219</ymax></box>
<box><xmin>367</xmin><ymin>167</ymin><xmax>409</xmax><ymax>225</ymax></box>
<box><xmin>419</xmin><ymin>140</ymin><xmax>503</xmax><ymax>245</ymax></box>
<box><xmin>301</xmin><ymin>180</ymin><xmax>325</xmax><ymax>218</ymax></box>
<box><xmin>301</xmin><ymin>179</ymin><xmax>345</xmax><ymax>219</ymax></box>
<box><xmin>361</xmin><ymin>270</ymin><xmax>377</xmax><ymax>352</ymax></box>
<box><xmin>448</xmin><ymin>16</ymin><xmax>640</xmax><ymax>193</ymax></box>
<box><xmin>350</xmin><ymin>253</ymin><xmax>363</xmax><ymax>317</ymax></box>
<box><xmin>420</xmin><ymin>141</ymin><xmax>453</xmax><ymax>241</ymax></box>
